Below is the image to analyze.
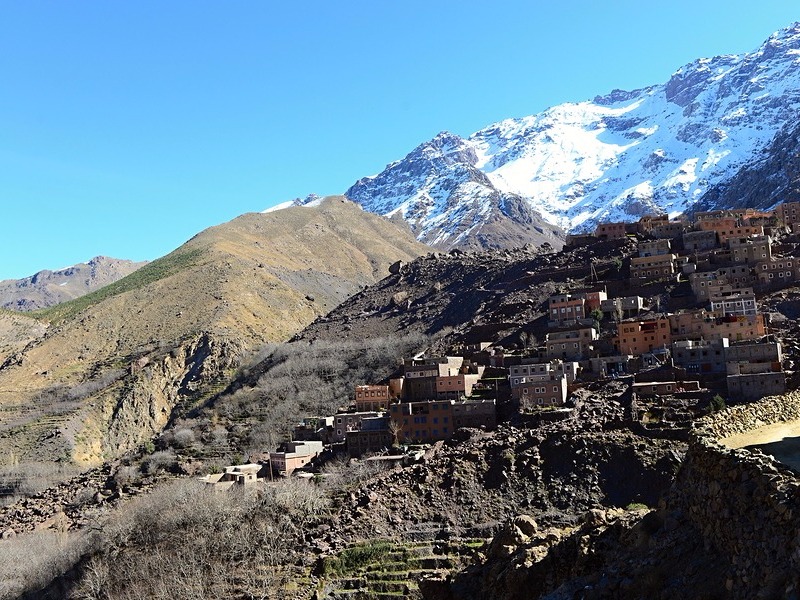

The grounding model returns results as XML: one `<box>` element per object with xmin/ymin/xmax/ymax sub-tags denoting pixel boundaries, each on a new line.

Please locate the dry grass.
<box><xmin>0</xmin><ymin>461</ymin><xmax>82</xmax><ymax>505</ymax></box>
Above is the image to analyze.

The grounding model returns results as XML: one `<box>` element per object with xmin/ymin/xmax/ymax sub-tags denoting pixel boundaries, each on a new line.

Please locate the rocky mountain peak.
<box><xmin>331</xmin><ymin>22</ymin><xmax>800</xmax><ymax>244</ymax></box>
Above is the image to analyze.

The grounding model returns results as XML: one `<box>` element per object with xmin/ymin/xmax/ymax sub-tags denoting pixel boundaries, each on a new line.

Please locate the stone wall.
<box><xmin>672</xmin><ymin>391</ymin><xmax>800</xmax><ymax>597</ymax></box>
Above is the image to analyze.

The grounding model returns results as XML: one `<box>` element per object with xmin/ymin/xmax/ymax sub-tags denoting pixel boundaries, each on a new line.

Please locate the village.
<box><xmin>203</xmin><ymin>202</ymin><xmax>800</xmax><ymax>486</ymax></box>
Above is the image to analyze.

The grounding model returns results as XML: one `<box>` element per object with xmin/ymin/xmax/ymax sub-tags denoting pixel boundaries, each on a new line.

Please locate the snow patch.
<box><xmin>262</xmin><ymin>201</ymin><xmax>295</xmax><ymax>214</ymax></box>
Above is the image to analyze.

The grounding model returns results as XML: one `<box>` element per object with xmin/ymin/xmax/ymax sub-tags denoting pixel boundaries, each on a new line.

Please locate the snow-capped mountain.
<box><xmin>343</xmin><ymin>22</ymin><xmax>800</xmax><ymax>246</ymax></box>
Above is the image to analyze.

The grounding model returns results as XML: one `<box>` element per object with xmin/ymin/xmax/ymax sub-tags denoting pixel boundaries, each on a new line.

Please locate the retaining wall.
<box><xmin>673</xmin><ymin>392</ymin><xmax>800</xmax><ymax>597</ymax></box>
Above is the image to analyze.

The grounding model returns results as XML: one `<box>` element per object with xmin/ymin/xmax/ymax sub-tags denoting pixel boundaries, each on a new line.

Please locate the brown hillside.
<box><xmin>0</xmin><ymin>197</ymin><xmax>429</xmax><ymax>465</ymax></box>
<box><xmin>0</xmin><ymin>310</ymin><xmax>48</xmax><ymax>367</ymax></box>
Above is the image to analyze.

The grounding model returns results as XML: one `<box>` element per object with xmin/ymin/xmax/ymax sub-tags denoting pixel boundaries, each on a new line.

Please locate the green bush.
<box><xmin>708</xmin><ymin>394</ymin><xmax>726</xmax><ymax>412</ymax></box>
<box><xmin>322</xmin><ymin>541</ymin><xmax>394</xmax><ymax>576</ymax></box>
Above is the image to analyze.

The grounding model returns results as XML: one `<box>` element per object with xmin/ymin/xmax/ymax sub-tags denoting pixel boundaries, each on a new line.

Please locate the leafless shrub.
<box><xmin>269</xmin><ymin>477</ymin><xmax>330</xmax><ymax>526</ymax></box>
<box><xmin>170</xmin><ymin>427</ymin><xmax>195</xmax><ymax>448</ymax></box>
<box><xmin>112</xmin><ymin>465</ymin><xmax>140</xmax><ymax>488</ymax></box>
<box><xmin>72</xmin><ymin>478</ymin><xmax>329</xmax><ymax>600</ymax></box>
<box><xmin>320</xmin><ymin>456</ymin><xmax>390</xmax><ymax>491</ymax></box>
<box><xmin>0</xmin><ymin>529</ymin><xmax>89</xmax><ymax>599</ymax></box>
<box><xmin>140</xmin><ymin>450</ymin><xmax>177</xmax><ymax>475</ymax></box>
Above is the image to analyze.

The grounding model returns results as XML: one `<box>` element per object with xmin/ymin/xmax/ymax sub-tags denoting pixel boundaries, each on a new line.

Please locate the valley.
<box><xmin>3</xmin><ymin>17</ymin><xmax>800</xmax><ymax>600</ymax></box>
<box><xmin>2</xmin><ymin>201</ymin><xmax>800</xmax><ymax>599</ymax></box>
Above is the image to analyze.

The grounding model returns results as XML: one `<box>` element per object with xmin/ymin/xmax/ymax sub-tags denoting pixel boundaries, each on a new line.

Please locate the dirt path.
<box><xmin>721</xmin><ymin>420</ymin><xmax>800</xmax><ymax>472</ymax></box>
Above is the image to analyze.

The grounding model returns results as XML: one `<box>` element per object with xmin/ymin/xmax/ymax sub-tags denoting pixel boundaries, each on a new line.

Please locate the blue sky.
<box><xmin>1</xmin><ymin>1</ymin><xmax>798</xmax><ymax>279</ymax></box>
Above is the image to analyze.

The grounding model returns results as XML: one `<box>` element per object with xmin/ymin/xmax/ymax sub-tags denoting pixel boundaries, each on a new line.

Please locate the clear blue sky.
<box><xmin>1</xmin><ymin>1</ymin><xmax>797</xmax><ymax>279</ymax></box>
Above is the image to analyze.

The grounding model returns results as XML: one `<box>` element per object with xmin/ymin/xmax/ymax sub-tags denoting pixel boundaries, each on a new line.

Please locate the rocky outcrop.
<box><xmin>693</xmin><ymin>119</ymin><xmax>800</xmax><ymax>213</ymax></box>
<box><xmin>430</xmin><ymin>393</ymin><xmax>800</xmax><ymax>599</ymax></box>
<box><xmin>420</xmin><ymin>509</ymin><xmax>650</xmax><ymax>600</ymax></box>
<box><xmin>89</xmin><ymin>333</ymin><xmax>244</xmax><ymax>461</ymax></box>
<box><xmin>344</xmin><ymin>132</ymin><xmax>565</xmax><ymax>252</ymax></box>
<box><xmin>296</xmin><ymin>237</ymin><xmax>635</xmax><ymax>349</ymax></box>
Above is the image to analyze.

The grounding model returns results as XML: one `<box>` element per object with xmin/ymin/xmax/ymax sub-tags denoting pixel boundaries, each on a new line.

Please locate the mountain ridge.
<box><xmin>0</xmin><ymin>256</ymin><xmax>148</xmax><ymax>312</ymax></box>
<box><xmin>280</xmin><ymin>22</ymin><xmax>800</xmax><ymax>248</ymax></box>
<box><xmin>0</xmin><ymin>197</ymin><xmax>430</xmax><ymax>466</ymax></box>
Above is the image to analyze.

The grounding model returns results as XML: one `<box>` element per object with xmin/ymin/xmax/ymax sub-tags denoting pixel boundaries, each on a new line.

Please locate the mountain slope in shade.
<box><xmin>0</xmin><ymin>197</ymin><xmax>429</xmax><ymax>465</ymax></box>
<box><xmin>342</xmin><ymin>22</ymin><xmax>800</xmax><ymax>241</ymax></box>
<box><xmin>692</xmin><ymin>118</ymin><xmax>800</xmax><ymax>212</ymax></box>
<box><xmin>0</xmin><ymin>256</ymin><xmax>148</xmax><ymax>311</ymax></box>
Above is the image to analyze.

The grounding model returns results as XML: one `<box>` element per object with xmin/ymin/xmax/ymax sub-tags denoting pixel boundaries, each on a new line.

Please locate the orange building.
<box><xmin>638</xmin><ymin>214</ymin><xmax>670</xmax><ymax>233</ymax></box>
<box><xmin>389</xmin><ymin>399</ymin><xmax>495</xmax><ymax>443</ymax></box>
<box><xmin>650</xmin><ymin>221</ymin><xmax>685</xmax><ymax>239</ymax></box>
<box><xmin>545</xmin><ymin>328</ymin><xmax>598</xmax><ymax>360</ymax></box>
<box><xmin>582</xmin><ymin>290</ymin><xmax>607</xmax><ymax>311</ymax></box>
<box><xmin>726</xmin><ymin>235</ymin><xmax>772</xmax><ymax>265</ymax></box>
<box><xmin>696</xmin><ymin>216</ymin><xmax>764</xmax><ymax>243</ymax></box>
<box><xmin>638</xmin><ymin>239</ymin><xmax>672</xmax><ymax>257</ymax></box>
<box><xmin>451</xmin><ymin>400</ymin><xmax>497</xmax><ymax>430</ymax></box>
<box><xmin>390</xmin><ymin>400</ymin><xmax>453</xmax><ymax>443</ymax></box>
<box><xmin>435</xmin><ymin>374</ymin><xmax>483</xmax><ymax>399</ymax></box>
<box><xmin>708</xmin><ymin>314</ymin><xmax>766</xmax><ymax>342</ymax></box>
<box><xmin>630</xmin><ymin>254</ymin><xmax>676</xmax><ymax>281</ymax></box>
<box><xmin>717</xmin><ymin>226</ymin><xmax>765</xmax><ymax>244</ymax></box>
<box><xmin>775</xmin><ymin>202</ymin><xmax>800</xmax><ymax>226</ymax></box>
<box><xmin>697</xmin><ymin>217</ymin><xmax>738</xmax><ymax>232</ymax></box>
<box><xmin>614</xmin><ymin>319</ymin><xmax>671</xmax><ymax>355</ymax></box>
<box><xmin>669</xmin><ymin>311</ymin><xmax>766</xmax><ymax>343</ymax></box>
<box><xmin>513</xmin><ymin>374</ymin><xmax>568</xmax><ymax>409</ymax></box>
<box><xmin>354</xmin><ymin>385</ymin><xmax>391</xmax><ymax>411</ymax></box>
<box><xmin>755</xmin><ymin>258</ymin><xmax>800</xmax><ymax>287</ymax></box>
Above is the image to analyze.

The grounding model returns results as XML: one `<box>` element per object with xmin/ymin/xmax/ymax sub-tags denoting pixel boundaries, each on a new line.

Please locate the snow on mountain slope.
<box><xmin>346</xmin><ymin>22</ymin><xmax>800</xmax><ymax>242</ymax></box>
<box><xmin>339</xmin><ymin>132</ymin><xmax>563</xmax><ymax>249</ymax></box>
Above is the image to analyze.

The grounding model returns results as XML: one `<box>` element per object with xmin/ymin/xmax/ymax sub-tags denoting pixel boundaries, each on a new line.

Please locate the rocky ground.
<box><xmin>301</xmin><ymin>380</ymin><xmax>687</xmax><ymax>586</ymax></box>
<box><xmin>419</xmin><ymin>504</ymin><xmax>730</xmax><ymax>600</ymax></box>
<box><xmin>296</xmin><ymin>237</ymin><xmax>639</xmax><ymax>352</ymax></box>
<box><xmin>333</xmin><ymin>405</ymin><xmax>681</xmax><ymax>547</ymax></box>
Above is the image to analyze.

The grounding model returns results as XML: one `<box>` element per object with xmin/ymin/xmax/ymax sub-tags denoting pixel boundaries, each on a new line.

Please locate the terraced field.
<box><xmin>316</xmin><ymin>537</ymin><xmax>486</xmax><ymax>599</ymax></box>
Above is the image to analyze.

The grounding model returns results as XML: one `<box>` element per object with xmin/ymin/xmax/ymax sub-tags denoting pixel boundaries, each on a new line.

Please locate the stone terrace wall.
<box><xmin>672</xmin><ymin>392</ymin><xmax>800</xmax><ymax>597</ymax></box>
